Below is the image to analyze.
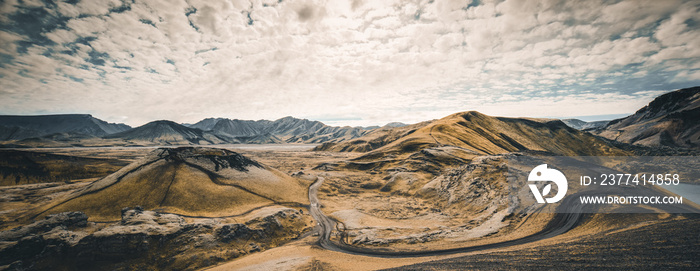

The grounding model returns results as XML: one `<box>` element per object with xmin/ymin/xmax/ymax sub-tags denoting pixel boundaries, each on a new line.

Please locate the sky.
<box><xmin>0</xmin><ymin>0</ymin><xmax>699</xmax><ymax>127</ymax></box>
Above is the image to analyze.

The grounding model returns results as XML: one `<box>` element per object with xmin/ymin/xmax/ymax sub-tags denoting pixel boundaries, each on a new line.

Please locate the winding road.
<box><xmin>307</xmin><ymin>176</ymin><xmax>585</xmax><ymax>257</ymax></box>
<box><xmin>307</xmin><ymin>175</ymin><xmax>696</xmax><ymax>257</ymax></box>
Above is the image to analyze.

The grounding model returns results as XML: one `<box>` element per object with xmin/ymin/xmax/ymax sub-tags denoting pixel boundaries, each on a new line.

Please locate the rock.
<box><xmin>0</xmin><ymin>207</ymin><xmax>309</xmax><ymax>270</ymax></box>
<box><xmin>216</xmin><ymin>224</ymin><xmax>253</xmax><ymax>242</ymax></box>
<box><xmin>0</xmin><ymin>212</ymin><xmax>88</xmax><ymax>241</ymax></box>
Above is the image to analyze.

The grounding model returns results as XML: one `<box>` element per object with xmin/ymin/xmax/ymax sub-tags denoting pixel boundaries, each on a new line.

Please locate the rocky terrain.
<box><xmin>103</xmin><ymin>120</ymin><xmax>236</xmax><ymax>146</ymax></box>
<box><xmin>0</xmin><ymin>88</ymin><xmax>698</xmax><ymax>270</ymax></box>
<box><xmin>0</xmin><ymin>207</ymin><xmax>310</xmax><ymax>270</ymax></box>
<box><xmin>593</xmin><ymin>86</ymin><xmax>700</xmax><ymax>148</ymax></box>
<box><xmin>310</xmin><ymin>110</ymin><xmax>633</xmax><ymax>252</ymax></box>
<box><xmin>561</xmin><ymin>118</ymin><xmax>609</xmax><ymax>130</ymax></box>
<box><xmin>0</xmin><ymin>147</ymin><xmax>315</xmax><ymax>270</ymax></box>
<box><xmin>385</xmin><ymin>214</ymin><xmax>700</xmax><ymax>270</ymax></box>
<box><xmin>329</xmin><ymin>155</ymin><xmax>519</xmax><ymax>248</ymax></box>
<box><xmin>189</xmin><ymin>116</ymin><xmax>370</xmax><ymax>144</ymax></box>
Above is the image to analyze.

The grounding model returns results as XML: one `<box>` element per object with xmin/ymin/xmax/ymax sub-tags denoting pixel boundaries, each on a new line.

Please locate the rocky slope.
<box><xmin>188</xmin><ymin>116</ymin><xmax>370</xmax><ymax>144</ymax></box>
<box><xmin>0</xmin><ymin>114</ymin><xmax>130</xmax><ymax>140</ymax></box>
<box><xmin>593</xmin><ymin>86</ymin><xmax>700</xmax><ymax>148</ymax></box>
<box><xmin>561</xmin><ymin>119</ymin><xmax>609</xmax><ymax>130</ymax></box>
<box><xmin>0</xmin><ymin>207</ymin><xmax>310</xmax><ymax>270</ymax></box>
<box><xmin>103</xmin><ymin>120</ymin><xmax>236</xmax><ymax>145</ymax></box>
<box><xmin>33</xmin><ymin>147</ymin><xmax>310</xmax><ymax>220</ymax></box>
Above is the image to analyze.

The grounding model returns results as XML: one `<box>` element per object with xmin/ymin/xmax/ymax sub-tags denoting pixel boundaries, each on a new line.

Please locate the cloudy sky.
<box><xmin>1</xmin><ymin>0</ymin><xmax>699</xmax><ymax>127</ymax></box>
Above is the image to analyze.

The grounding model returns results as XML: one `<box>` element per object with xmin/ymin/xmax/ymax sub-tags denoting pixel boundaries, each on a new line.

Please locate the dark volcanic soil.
<box><xmin>385</xmin><ymin>214</ymin><xmax>700</xmax><ymax>270</ymax></box>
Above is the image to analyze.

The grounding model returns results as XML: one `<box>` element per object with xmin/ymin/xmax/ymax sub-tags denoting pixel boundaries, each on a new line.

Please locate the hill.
<box><xmin>103</xmin><ymin>120</ymin><xmax>236</xmax><ymax>145</ymax></box>
<box><xmin>317</xmin><ymin>111</ymin><xmax>624</xmax><ymax>157</ymax></box>
<box><xmin>314</xmin><ymin>121</ymin><xmax>432</xmax><ymax>152</ymax></box>
<box><xmin>34</xmin><ymin>147</ymin><xmax>310</xmax><ymax>220</ymax></box>
<box><xmin>0</xmin><ymin>114</ymin><xmax>130</xmax><ymax>140</ymax></box>
<box><xmin>593</xmin><ymin>86</ymin><xmax>700</xmax><ymax>148</ymax></box>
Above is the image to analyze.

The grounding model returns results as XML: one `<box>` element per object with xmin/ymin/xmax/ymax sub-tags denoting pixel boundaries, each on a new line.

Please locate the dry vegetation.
<box><xmin>0</xmin><ymin>150</ymin><xmax>128</xmax><ymax>186</ymax></box>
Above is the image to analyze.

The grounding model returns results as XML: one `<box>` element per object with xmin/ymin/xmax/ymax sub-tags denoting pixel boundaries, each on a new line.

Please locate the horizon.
<box><xmin>0</xmin><ymin>110</ymin><xmax>639</xmax><ymax>128</ymax></box>
<box><xmin>1</xmin><ymin>0</ymin><xmax>699</xmax><ymax>127</ymax></box>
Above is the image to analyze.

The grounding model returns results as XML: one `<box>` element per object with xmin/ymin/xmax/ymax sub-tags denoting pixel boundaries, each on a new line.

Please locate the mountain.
<box><xmin>384</xmin><ymin>122</ymin><xmax>408</xmax><ymax>128</ymax></box>
<box><xmin>314</xmin><ymin>121</ymin><xmax>432</xmax><ymax>152</ymax></box>
<box><xmin>103</xmin><ymin>120</ymin><xmax>236</xmax><ymax>145</ymax></box>
<box><xmin>316</xmin><ymin>111</ymin><xmax>625</xmax><ymax>157</ymax></box>
<box><xmin>0</xmin><ymin>114</ymin><xmax>130</xmax><ymax>140</ymax></box>
<box><xmin>561</xmin><ymin>119</ymin><xmax>610</xmax><ymax>130</ymax></box>
<box><xmin>211</xmin><ymin>119</ymin><xmax>270</xmax><ymax>137</ymax></box>
<box><xmin>187</xmin><ymin>117</ymin><xmax>227</xmax><ymax>131</ymax></box>
<box><xmin>593</xmin><ymin>86</ymin><xmax>700</xmax><ymax>148</ymax></box>
<box><xmin>189</xmin><ymin>116</ymin><xmax>370</xmax><ymax>144</ymax></box>
<box><xmin>0</xmin><ymin>115</ymin><xmax>370</xmax><ymax>147</ymax></box>
<box><xmin>33</xmin><ymin>147</ymin><xmax>309</xmax><ymax>220</ymax></box>
<box><xmin>257</xmin><ymin>116</ymin><xmax>367</xmax><ymax>143</ymax></box>
<box><xmin>0</xmin><ymin>125</ymin><xmax>43</xmax><ymax>141</ymax></box>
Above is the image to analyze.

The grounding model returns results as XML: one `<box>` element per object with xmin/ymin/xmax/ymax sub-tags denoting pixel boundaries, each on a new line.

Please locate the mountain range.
<box><xmin>102</xmin><ymin>120</ymin><xmax>236</xmax><ymax>145</ymax></box>
<box><xmin>0</xmin><ymin>114</ymin><xmax>130</xmax><ymax>141</ymax></box>
<box><xmin>187</xmin><ymin>117</ymin><xmax>370</xmax><ymax>144</ymax></box>
<box><xmin>0</xmin><ymin>86</ymin><xmax>697</xmax><ymax>149</ymax></box>
<box><xmin>593</xmin><ymin>86</ymin><xmax>700</xmax><ymax>148</ymax></box>
<box><xmin>0</xmin><ymin>115</ymin><xmax>374</xmax><ymax>147</ymax></box>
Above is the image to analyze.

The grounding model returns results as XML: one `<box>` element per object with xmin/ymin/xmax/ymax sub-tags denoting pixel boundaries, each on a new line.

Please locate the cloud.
<box><xmin>0</xmin><ymin>0</ymin><xmax>698</xmax><ymax>126</ymax></box>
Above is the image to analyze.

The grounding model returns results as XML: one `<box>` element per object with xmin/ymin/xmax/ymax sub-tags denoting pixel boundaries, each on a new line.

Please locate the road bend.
<box><xmin>308</xmin><ymin>176</ymin><xmax>593</xmax><ymax>258</ymax></box>
<box><xmin>308</xmin><ymin>175</ymin><xmax>698</xmax><ymax>258</ymax></box>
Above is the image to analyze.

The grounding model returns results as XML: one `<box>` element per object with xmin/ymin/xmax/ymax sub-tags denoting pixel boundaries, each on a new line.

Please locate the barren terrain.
<box><xmin>1</xmin><ymin>144</ymin><xmax>698</xmax><ymax>270</ymax></box>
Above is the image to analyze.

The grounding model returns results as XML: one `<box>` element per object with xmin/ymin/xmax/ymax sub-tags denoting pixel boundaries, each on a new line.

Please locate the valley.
<box><xmin>0</xmin><ymin>87</ymin><xmax>699</xmax><ymax>270</ymax></box>
<box><xmin>2</xmin><ymin>0</ymin><xmax>699</xmax><ymax>269</ymax></box>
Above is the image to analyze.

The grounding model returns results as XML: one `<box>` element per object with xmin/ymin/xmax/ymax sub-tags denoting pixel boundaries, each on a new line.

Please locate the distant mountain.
<box><xmin>594</xmin><ymin>86</ymin><xmax>700</xmax><ymax>148</ymax></box>
<box><xmin>211</xmin><ymin>119</ymin><xmax>270</xmax><ymax>137</ymax></box>
<box><xmin>0</xmin><ymin>115</ymin><xmax>371</xmax><ymax>147</ymax></box>
<box><xmin>384</xmin><ymin>122</ymin><xmax>408</xmax><ymax>128</ymax></box>
<box><xmin>104</xmin><ymin>120</ymin><xmax>235</xmax><ymax>145</ymax></box>
<box><xmin>0</xmin><ymin>114</ymin><xmax>131</xmax><ymax>140</ymax></box>
<box><xmin>0</xmin><ymin>125</ymin><xmax>42</xmax><ymax>141</ymax></box>
<box><xmin>187</xmin><ymin>117</ymin><xmax>227</xmax><ymax>131</ymax></box>
<box><xmin>561</xmin><ymin>119</ymin><xmax>610</xmax><ymax>130</ymax></box>
<box><xmin>188</xmin><ymin>116</ymin><xmax>370</xmax><ymax>144</ymax></box>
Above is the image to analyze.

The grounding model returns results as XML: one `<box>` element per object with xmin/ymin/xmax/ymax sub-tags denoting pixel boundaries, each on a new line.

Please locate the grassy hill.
<box><xmin>318</xmin><ymin>111</ymin><xmax>626</xmax><ymax>159</ymax></box>
<box><xmin>33</xmin><ymin>147</ymin><xmax>310</xmax><ymax>220</ymax></box>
